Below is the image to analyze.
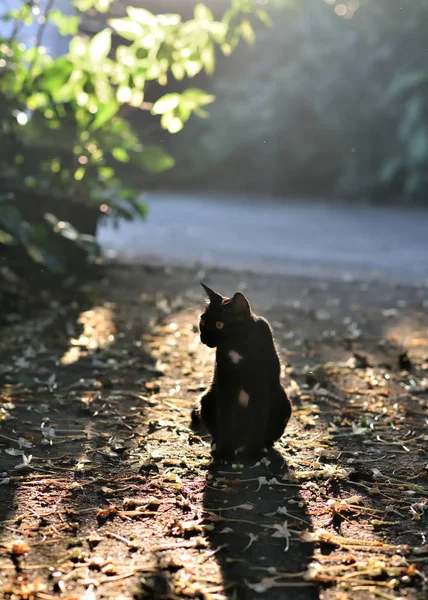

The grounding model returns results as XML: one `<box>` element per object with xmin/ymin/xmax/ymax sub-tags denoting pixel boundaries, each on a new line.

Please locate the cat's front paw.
<box><xmin>211</xmin><ymin>443</ymin><xmax>234</xmax><ymax>463</ymax></box>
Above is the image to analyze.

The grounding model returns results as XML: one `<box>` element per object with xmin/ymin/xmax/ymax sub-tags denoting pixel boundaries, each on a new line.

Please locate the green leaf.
<box><xmin>27</xmin><ymin>92</ymin><xmax>49</xmax><ymax>110</ymax></box>
<box><xmin>74</xmin><ymin>233</ymin><xmax>98</xmax><ymax>253</ymax></box>
<box><xmin>222</xmin><ymin>8</ymin><xmax>234</xmax><ymax>26</ymax></box>
<box><xmin>37</xmin><ymin>57</ymin><xmax>74</xmax><ymax>93</ymax></box>
<box><xmin>73</xmin><ymin>0</ymin><xmax>94</xmax><ymax>11</ymax></box>
<box><xmin>49</xmin><ymin>10</ymin><xmax>81</xmax><ymax>35</ymax></box>
<box><xmin>130</xmin><ymin>199</ymin><xmax>148</xmax><ymax>219</ymax></box>
<box><xmin>130</xmin><ymin>89</ymin><xmax>144</xmax><ymax>107</ymax></box>
<box><xmin>221</xmin><ymin>43</ymin><xmax>233</xmax><ymax>56</ymax></box>
<box><xmin>89</xmin><ymin>29</ymin><xmax>111</xmax><ymax>62</ymax></box>
<box><xmin>140</xmin><ymin>146</ymin><xmax>175</xmax><ymax>172</ymax></box>
<box><xmin>160</xmin><ymin>112</ymin><xmax>174</xmax><ymax>130</ymax></box>
<box><xmin>208</xmin><ymin>21</ymin><xmax>227</xmax><ymax>43</ymax></box>
<box><xmin>98</xmin><ymin>166</ymin><xmax>115</xmax><ymax>179</ymax></box>
<box><xmin>108</xmin><ymin>18</ymin><xmax>144</xmax><ymax>41</ymax></box>
<box><xmin>240</xmin><ymin>19</ymin><xmax>255</xmax><ymax>45</ymax></box>
<box><xmin>184</xmin><ymin>60</ymin><xmax>203</xmax><ymax>78</ymax></box>
<box><xmin>256</xmin><ymin>8</ymin><xmax>273</xmax><ymax>27</ymax></box>
<box><xmin>167</xmin><ymin>117</ymin><xmax>184</xmax><ymax>133</ymax></box>
<box><xmin>114</xmin><ymin>206</ymin><xmax>135</xmax><ymax>221</ymax></box>
<box><xmin>94</xmin><ymin>75</ymin><xmax>112</xmax><ymax>104</ymax></box>
<box><xmin>116</xmin><ymin>86</ymin><xmax>132</xmax><ymax>103</ymax></box>
<box><xmin>194</xmin><ymin>4</ymin><xmax>214</xmax><ymax>22</ymax></box>
<box><xmin>112</xmin><ymin>147</ymin><xmax>130</xmax><ymax>162</ymax></box>
<box><xmin>69</xmin><ymin>36</ymin><xmax>87</xmax><ymax>59</ymax></box>
<box><xmin>232</xmin><ymin>0</ymin><xmax>250</xmax><ymax>11</ymax></box>
<box><xmin>1</xmin><ymin>10</ymin><xmax>16</xmax><ymax>22</ymax></box>
<box><xmin>158</xmin><ymin>14</ymin><xmax>181</xmax><ymax>26</ymax></box>
<box><xmin>120</xmin><ymin>188</ymin><xmax>138</xmax><ymax>202</ymax></box>
<box><xmin>181</xmin><ymin>88</ymin><xmax>215</xmax><ymax>108</ymax></box>
<box><xmin>24</xmin><ymin>242</ymin><xmax>63</xmax><ymax>272</ymax></box>
<box><xmin>94</xmin><ymin>0</ymin><xmax>114</xmax><ymax>13</ymax></box>
<box><xmin>0</xmin><ymin>228</ymin><xmax>16</xmax><ymax>245</ymax></box>
<box><xmin>3</xmin><ymin>5</ymin><xmax>32</xmax><ymax>25</ymax></box>
<box><xmin>74</xmin><ymin>167</ymin><xmax>85</xmax><ymax>180</ymax></box>
<box><xmin>177</xmin><ymin>103</ymin><xmax>192</xmax><ymax>123</ymax></box>
<box><xmin>126</xmin><ymin>7</ymin><xmax>157</xmax><ymax>26</ymax></box>
<box><xmin>201</xmin><ymin>43</ymin><xmax>215</xmax><ymax>76</ymax></box>
<box><xmin>152</xmin><ymin>93</ymin><xmax>181</xmax><ymax>114</ymax></box>
<box><xmin>91</xmin><ymin>97</ymin><xmax>119</xmax><ymax>130</ymax></box>
<box><xmin>55</xmin><ymin>221</ymin><xmax>78</xmax><ymax>241</ymax></box>
<box><xmin>74</xmin><ymin>0</ymin><xmax>114</xmax><ymax>13</ymax></box>
<box><xmin>193</xmin><ymin>107</ymin><xmax>209</xmax><ymax>119</ymax></box>
<box><xmin>171</xmin><ymin>62</ymin><xmax>185</xmax><ymax>80</ymax></box>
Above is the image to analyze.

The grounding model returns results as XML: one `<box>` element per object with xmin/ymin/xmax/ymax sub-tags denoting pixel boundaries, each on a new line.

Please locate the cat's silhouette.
<box><xmin>191</xmin><ymin>283</ymin><xmax>292</xmax><ymax>461</ymax></box>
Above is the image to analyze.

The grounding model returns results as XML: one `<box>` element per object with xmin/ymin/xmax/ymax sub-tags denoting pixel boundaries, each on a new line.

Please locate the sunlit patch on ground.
<box><xmin>61</xmin><ymin>305</ymin><xmax>116</xmax><ymax>365</ymax></box>
<box><xmin>386</xmin><ymin>321</ymin><xmax>428</xmax><ymax>361</ymax></box>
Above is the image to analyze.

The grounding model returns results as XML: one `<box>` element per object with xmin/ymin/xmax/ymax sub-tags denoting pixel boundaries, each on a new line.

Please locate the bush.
<box><xmin>0</xmin><ymin>0</ymin><xmax>270</xmax><ymax>278</ymax></box>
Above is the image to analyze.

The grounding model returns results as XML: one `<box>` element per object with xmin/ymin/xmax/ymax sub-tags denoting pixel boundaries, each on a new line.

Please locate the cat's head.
<box><xmin>199</xmin><ymin>283</ymin><xmax>252</xmax><ymax>348</ymax></box>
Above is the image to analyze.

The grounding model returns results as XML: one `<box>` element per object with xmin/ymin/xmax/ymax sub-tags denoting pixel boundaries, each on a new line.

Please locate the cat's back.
<box><xmin>252</xmin><ymin>315</ymin><xmax>281</xmax><ymax>370</ymax></box>
<box><xmin>252</xmin><ymin>314</ymin><xmax>275</xmax><ymax>342</ymax></box>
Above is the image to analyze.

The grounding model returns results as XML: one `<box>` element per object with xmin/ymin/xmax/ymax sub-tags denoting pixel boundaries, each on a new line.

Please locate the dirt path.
<box><xmin>0</xmin><ymin>264</ymin><xmax>427</xmax><ymax>600</ymax></box>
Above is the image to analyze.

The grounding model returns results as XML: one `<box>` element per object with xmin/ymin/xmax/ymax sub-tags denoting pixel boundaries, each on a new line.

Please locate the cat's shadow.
<box><xmin>202</xmin><ymin>447</ymin><xmax>319</xmax><ymax>600</ymax></box>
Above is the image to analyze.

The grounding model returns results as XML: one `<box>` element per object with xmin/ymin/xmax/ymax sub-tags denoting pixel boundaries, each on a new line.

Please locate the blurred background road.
<box><xmin>99</xmin><ymin>193</ymin><xmax>428</xmax><ymax>283</ymax></box>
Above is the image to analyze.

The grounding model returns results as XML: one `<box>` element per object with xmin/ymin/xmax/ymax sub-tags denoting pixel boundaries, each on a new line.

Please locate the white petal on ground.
<box><xmin>243</xmin><ymin>533</ymin><xmax>259</xmax><ymax>551</ymax></box>
<box><xmin>271</xmin><ymin>521</ymin><xmax>291</xmax><ymax>550</ymax></box>
<box><xmin>5</xmin><ymin>448</ymin><xmax>24</xmax><ymax>456</ymax></box>
<box><xmin>351</xmin><ymin>422</ymin><xmax>369</xmax><ymax>435</ymax></box>
<box><xmin>244</xmin><ymin>578</ymin><xmax>276</xmax><ymax>593</ymax></box>
<box><xmin>13</xmin><ymin>454</ymin><xmax>32</xmax><ymax>470</ymax></box>
<box><xmin>238</xmin><ymin>503</ymin><xmax>255</xmax><ymax>511</ymax></box>
<box><xmin>256</xmin><ymin>476</ymin><xmax>269</xmax><ymax>491</ymax></box>
<box><xmin>276</xmin><ymin>506</ymin><xmax>288</xmax><ymax>515</ymax></box>
<box><xmin>18</xmin><ymin>437</ymin><xmax>33</xmax><ymax>449</ymax></box>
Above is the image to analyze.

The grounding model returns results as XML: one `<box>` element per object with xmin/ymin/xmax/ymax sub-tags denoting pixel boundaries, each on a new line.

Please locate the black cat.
<box><xmin>191</xmin><ymin>283</ymin><xmax>292</xmax><ymax>461</ymax></box>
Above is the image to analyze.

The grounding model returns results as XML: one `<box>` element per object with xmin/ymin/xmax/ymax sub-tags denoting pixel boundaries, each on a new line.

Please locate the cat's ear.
<box><xmin>231</xmin><ymin>292</ymin><xmax>251</xmax><ymax>315</ymax></box>
<box><xmin>201</xmin><ymin>282</ymin><xmax>223</xmax><ymax>305</ymax></box>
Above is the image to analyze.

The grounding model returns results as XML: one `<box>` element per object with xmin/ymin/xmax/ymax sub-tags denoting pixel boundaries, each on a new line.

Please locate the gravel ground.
<box><xmin>0</xmin><ymin>263</ymin><xmax>427</xmax><ymax>600</ymax></box>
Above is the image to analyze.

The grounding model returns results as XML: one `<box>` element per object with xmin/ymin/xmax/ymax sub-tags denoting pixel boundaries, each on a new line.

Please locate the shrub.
<box><xmin>0</xmin><ymin>0</ymin><xmax>270</xmax><ymax>277</ymax></box>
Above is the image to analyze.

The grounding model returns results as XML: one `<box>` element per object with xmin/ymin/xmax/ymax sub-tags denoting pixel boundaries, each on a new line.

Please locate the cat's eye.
<box><xmin>200</xmin><ymin>317</ymin><xmax>205</xmax><ymax>325</ymax></box>
<box><xmin>216</xmin><ymin>321</ymin><xmax>224</xmax><ymax>330</ymax></box>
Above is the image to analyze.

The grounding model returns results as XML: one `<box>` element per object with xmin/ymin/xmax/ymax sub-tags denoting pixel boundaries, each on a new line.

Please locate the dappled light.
<box><xmin>385</xmin><ymin>322</ymin><xmax>428</xmax><ymax>360</ymax></box>
<box><xmin>1</xmin><ymin>0</ymin><xmax>428</xmax><ymax>598</ymax></box>
<box><xmin>60</xmin><ymin>304</ymin><xmax>116</xmax><ymax>365</ymax></box>
<box><xmin>1</xmin><ymin>260</ymin><xmax>428</xmax><ymax>598</ymax></box>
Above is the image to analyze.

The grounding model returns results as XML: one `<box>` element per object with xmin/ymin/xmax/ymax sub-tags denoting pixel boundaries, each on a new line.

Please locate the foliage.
<box><xmin>0</xmin><ymin>0</ymin><xmax>269</xmax><ymax>275</ymax></box>
<box><xmin>377</xmin><ymin>70</ymin><xmax>428</xmax><ymax>199</ymax></box>
<box><xmin>0</xmin><ymin>202</ymin><xmax>97</xmax><ymax>273</ymax></box>
<box><xmin>169</xmin><ymin>0</ymin><xmax>428</xmax><ymax>203</ymax></box>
